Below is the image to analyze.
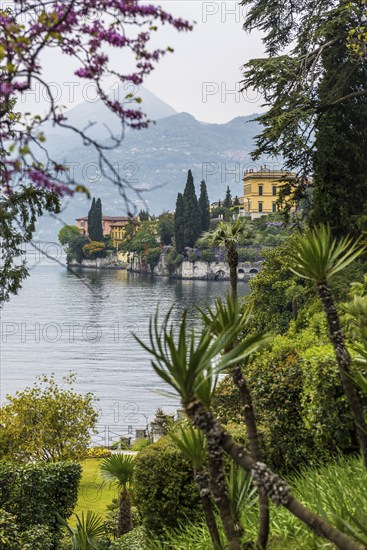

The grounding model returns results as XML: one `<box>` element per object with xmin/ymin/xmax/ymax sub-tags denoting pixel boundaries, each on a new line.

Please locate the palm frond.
<box><xmin>134</xmin><ymin>304</ymin><xmax>263</xmax><ymax>403</ymax></box>
<box><xmin>100</xmin><ymin>454</ymin><xmax>135</xmax><ymax>488</ymax></box>
<box><xmin>287</xmin><ymin>225</ymin><xmax>365</xmax><ymax>283</ymax></box>
<box><xmin>170</xmin><ymin>424</ymin><xmax>206</xmax><ymax>469</ymax></box>
<box><xmin>57</xmin><ymin>511</ymin><xmax>106</xmax><ymax>550</ymax></box>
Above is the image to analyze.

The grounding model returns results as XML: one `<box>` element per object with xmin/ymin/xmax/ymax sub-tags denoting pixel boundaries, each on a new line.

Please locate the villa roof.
<box><xmin>75</xmin><ymin>215</ymin><xmax>131</xmax><ymax>222</ymax></box>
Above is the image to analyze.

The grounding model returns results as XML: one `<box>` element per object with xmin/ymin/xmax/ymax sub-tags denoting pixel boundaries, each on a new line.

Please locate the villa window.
<box><xmin>258</xmin><ymin>202</ymin><xmax>263</xmax><ymax>213</ymax></box>
<box><xmin>272</xmin><ymin>185</ymin><xmax>277</xmax><ymax>196</ymax></box>
<box><xmin>272</xmin><ymin>202</ymin><xmax>277</xmax><ymax>212</ymax></box>
<box><xmin>258</xmin><ymin>185</ymin><xmax>263</xmax><ymax>196</ymax></box>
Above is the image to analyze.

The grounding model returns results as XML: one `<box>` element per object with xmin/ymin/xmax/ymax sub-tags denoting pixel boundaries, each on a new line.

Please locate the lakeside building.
<box><xmin>75</xmin><ymin>215</ymin><xmax>131</xmax><ymax>246</ymax></box>
<box><xmin>243</xmin><ymin>167</ymin><xmax>296</xmax><ymax>219</ymax></box>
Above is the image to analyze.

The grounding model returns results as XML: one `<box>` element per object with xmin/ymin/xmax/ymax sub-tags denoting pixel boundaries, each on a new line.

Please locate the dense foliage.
<box><xmin>0</xmin><ymin>461</ymin><xmax>81</xmax><ymax>544</ymax></box>
<box><xmin>240</xmin><ymin>0</ymin><xmax>367</xmax><ymax>234</ymax></box>
<box><xmin>134</xmin><ymin>437</ymin><xmax>202</xmax><ymax>535</ymax></box>
<box><xmin>0</xmin><ymin>373</ymin><xmax>98</xmax><ymax>462</ymax></box>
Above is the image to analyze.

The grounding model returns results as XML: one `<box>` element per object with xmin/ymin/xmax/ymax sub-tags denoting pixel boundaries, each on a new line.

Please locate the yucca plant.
<box><xmin>100</xmin><ymin>454</ymin><xmax>135</xmax><ymax>536</ymax></box>
<box><xmin>288</xmin><ymin>225</ymin><xmax>367</xmax><ymax>468</ymax></box>
<box><xmin>134</xmin><ymin>306</ymin><xmax>262</xmax><ymax>405</ymax></box>
<box><xmin>57</xmin><ymin>511</ymin><xmax>106</xmax><ymax>550</ymax></box>
<box><xmin>199</xmin><ymin>296</ymin><xmax>269</xmax><ymax>549</ymax></box>
<box><xmin>227</xmin><ymin>463</ymin><xmax>257</xmax><ymax>533</ymax></box>
<box><xmin>138</xmin><ymin>302</ymin><xmax>363</xmax><ymax>550</ymax></box>
<box><xmin>198</xmin><ymin>218</ymin><xmax>251</xmax><ymax>301</ymax></box>
<box><xmin>171</xmin><ymin>424</ymin><xmax>222</xmax><ymax>550</ymax></box>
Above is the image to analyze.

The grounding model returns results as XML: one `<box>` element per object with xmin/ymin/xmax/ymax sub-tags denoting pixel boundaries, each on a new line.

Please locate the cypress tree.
<box><xmin>183</xmin><ymin>170</ymin><xmax>201</xmax><ymax>248</ymax></box>
<box><xmin>94</xmin><ymin>198</ymin><xmax>104</xmax><ymax>241</ymax></box>
<box><xmin>174</xmin><ymin>193</ymin><xmax>185</xmax><ymax>253</ymax></box>
<box><xmin>89</xmin><ymin>197</ymin><xmax>103</xmax><ymax>241</ymax></box>
<box><xmin>233</xmin><ymin>196</ymin><xmax>240</xmax><ymax>207</ymax></box>
<box><xmin>87</xmin><ymin>198</ymin><xmax>96</xmax><ymax>238</ymax></box>
<box><xmin>198</xmin><ymin>180</ymin><xmax>210</xmax><ymax>232</ymax></box>
<box><xmin>223</xmin><ymin>186</ymin><xmax>232</xmax><ymax>209</ymax></box>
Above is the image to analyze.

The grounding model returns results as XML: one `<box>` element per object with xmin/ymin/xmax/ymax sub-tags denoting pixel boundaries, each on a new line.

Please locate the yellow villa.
<box><xmin>243</xmin><ymin>167</ymin><xmax>296</xmax><ymax>219</ymax></box>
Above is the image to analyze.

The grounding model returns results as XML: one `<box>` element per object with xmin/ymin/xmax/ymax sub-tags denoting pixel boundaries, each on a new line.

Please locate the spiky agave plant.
<box><xmin>100</xmin><ymin>454</ymin><xmax>135</xmax><ymax>536</ymax></box>
<box><xmin>170</xmin><ymin>424</ymin><xmax>222</xmax><ymax>550</ymax></box>
<box><xmin>288</xmin><ymin>224</ymin><xmax>367</xmax><ymax>468</ymax></box>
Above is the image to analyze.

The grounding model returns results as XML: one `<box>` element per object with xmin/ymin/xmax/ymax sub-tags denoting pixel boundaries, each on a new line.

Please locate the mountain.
<box><xmin>36</xmin><ymin>89</ymin><xmax>263</xmax><ymax>240</ymax></box>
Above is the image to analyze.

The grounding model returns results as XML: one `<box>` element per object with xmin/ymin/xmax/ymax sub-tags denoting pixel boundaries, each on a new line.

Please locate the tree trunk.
<box><xmin>185</xmin><ymin>397</ymin><xmax>364</xmax><ymax>550</ymax></box>
<box><xmin>206</xmin><ymin>433</ymin><xmax>241</xmax><ymax>550</ymax></box>
<box><xmin>118</xmin><ymin>487</ymin><xmax>132</xmax><ymax>536</ymax></box>
<box><xmin>232</xmin><ymin>365</ymin><xmax>269</xmax><ymax>549</ymax></box>
<box><xmin>194</xmin><ymin>468</ymin><xmax>222</xmax><ymax>550</ymax></box>
<box><xmin>317</xmin><ymin>283</ymin><xmax>367</xmax><ymax>468</ymax></box>
<box><xmin>227</xmin><ymin>246</ymin><xmax>238</xmax><ymax>302</ymax></box>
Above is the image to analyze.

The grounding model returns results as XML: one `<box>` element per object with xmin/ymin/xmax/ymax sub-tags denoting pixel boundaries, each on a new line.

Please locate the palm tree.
<box><xmin>100</xmin><ymin>454</ymin><xmax>135</xmax><ymax>536</ymax></box>
<box><xmin>199</xmin><ymin>296</ymin><xmax>269</xmax><ymax>548</ymax></box>
<box><xmin>57</xmin><ymin>511</ymin><xmax>106</xmax><ymax>550</ymax></box>
<box><xmin>198</xmin><ymin>219</ymin><xmax>251</xmax><ymax>301</ymax></box>
<box><xmin>288</xmin><ymin>224</ymin><xmax>367</xmax><ymax>468</ymax></box>
<box><xmin>171</xmin><ymin>424</ymin><xmax>222</xmax><ymax>550</ymax></box>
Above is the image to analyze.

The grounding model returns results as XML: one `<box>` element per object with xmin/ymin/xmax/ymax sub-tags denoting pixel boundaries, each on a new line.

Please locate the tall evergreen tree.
<box><xmin>198</xmin><ymin>180</ymin><xmax>210</xmax><ymax>232</ymax></box>
<box><xmin>309</xmin><ymin>19</ymin><xmax>367</xmax><ymax>237</ymax></box>
<box><xmin>87</xmin><ymin>198</ymin><xmax>96</xmax><ymax>238</ymax></box>
<box><xmin>223</xmin><ymin>186</ymin><xmax>232</xmax><ymax>209</ymax></box>
<box><xmin>94</xmin><ymin>198</ymin><xmax>104</xmax><ymax>241</ymax></box>
<box><xmin>233</xmin><ymin>196</ymin><xmax>240</xmax><ymax>207</ymax></box>
<box><xmin>88</xmin><ymin>197</ymin><xmax>103</xmax><ymax>241</ymax></box>
<box><xmin>174</xmin><ymin>193</ymin><xmax>185</xmax><ymax>253</ymax></box>
<box><xmin>183</xmin><ymin>170</ymin><xmax>201</xmax><ymax>247</ymax></box>
<box><xmin>240</xmin><ymin>0</ymin><xmax>367</xmax><ymax>236</ymax></box>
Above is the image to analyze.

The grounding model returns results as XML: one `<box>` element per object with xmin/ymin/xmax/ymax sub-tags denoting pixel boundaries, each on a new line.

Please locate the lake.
<box><xmin>0</xmin><ymin>263</ymin><xmax>249</xmax><ymax>442</ymax></box>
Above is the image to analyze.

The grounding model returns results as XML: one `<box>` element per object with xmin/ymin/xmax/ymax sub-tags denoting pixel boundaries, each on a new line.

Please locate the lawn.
<box><xmin>72</xmin><ymin>458</ymin><xmax>117</xmax><ymax>523</ymax></box>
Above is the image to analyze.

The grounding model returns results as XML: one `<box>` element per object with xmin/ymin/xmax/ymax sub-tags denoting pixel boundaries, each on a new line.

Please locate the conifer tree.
<box><xmin>198</xmin><ymin>180</ymin><xmax>210</xmax><ymax>232</ymax></box>
<box><xmin>174</xmin><ymin>193</ymin><xmax>185</xmax><ymax>253</ymax></box>
<box><xmin>223</xmin><ymin>185</ymin><xmax>232</xmax><ymax>209</ymax></box>
<box><xmin>88</xmin><ymin>197</ymin><xmax>103</xmax><ymax>241</ymax></box>
<box><xmin>233</xmin><ymin>196</ymin><xmax>240</xmax><ymax>207</ymax></box>
<box><xmin>87</xmin><ymin>198</ymin><xmax>96</xmax><ymax>238</ymax></box>
<box><xmin>183</xmin><ymin>170</ymin><xmax>201</xmax><ymax>247</ymax></box>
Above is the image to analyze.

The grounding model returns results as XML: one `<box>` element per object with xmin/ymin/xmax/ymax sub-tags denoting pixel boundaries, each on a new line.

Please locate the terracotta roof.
<box><xmin>76</xmin><ymin>215</ymin><xmax>131</xmax><ymax>221</ymax></box>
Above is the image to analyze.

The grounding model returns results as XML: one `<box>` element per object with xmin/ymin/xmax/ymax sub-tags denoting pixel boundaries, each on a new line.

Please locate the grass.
<box><xmin>72</xmin><ymin>458</ymin><xmax>117</xmax><ymax>524</ymax></box>
<box><xmin>149</xmin><ymin>455</ymin><xmax>367</xmax><ymax>550</ymax></box>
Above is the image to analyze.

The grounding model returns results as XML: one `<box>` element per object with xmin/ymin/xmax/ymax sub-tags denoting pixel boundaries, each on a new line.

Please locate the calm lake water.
<box><xmin>1</xmin><ymin>263</ymin><xmax>249</xmax><ymax>440</ymax></box>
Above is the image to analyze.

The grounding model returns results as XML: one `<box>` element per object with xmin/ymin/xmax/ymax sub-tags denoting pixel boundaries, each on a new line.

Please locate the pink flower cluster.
<box><xmin>0</xmin><ymin>0</ymin><xmax>192</xmax><ymax>196</ymax></box>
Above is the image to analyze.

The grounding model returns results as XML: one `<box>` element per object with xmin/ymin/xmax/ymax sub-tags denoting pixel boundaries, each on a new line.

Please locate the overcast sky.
<box><xmin>24</xmin><ymin>1</ymin><xmax>265</xmax><ymax>124</ymax></box>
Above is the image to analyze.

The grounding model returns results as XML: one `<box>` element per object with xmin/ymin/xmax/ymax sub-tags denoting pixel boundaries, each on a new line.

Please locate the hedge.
<box><xmin>0</xmin><ymin>461</ymin><xmax>81</xmax><ymax>541</ymax></box>
<box><xmin>134</xmin><ymin>437</ymin><xmax>202</xmax><ymax>536</ymax></box>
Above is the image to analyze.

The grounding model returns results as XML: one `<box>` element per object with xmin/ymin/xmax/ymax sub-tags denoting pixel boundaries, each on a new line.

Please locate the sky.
<box><xmin>21</xmin><ymin>1</ymin><xmax>266</xmax><ymax>124</ymax></box>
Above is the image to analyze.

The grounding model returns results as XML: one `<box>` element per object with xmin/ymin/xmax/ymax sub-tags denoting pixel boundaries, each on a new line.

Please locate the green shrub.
<box><xmin>20</xmin><ymin>525</ymin><xmax>54</xmax><ymax>549</ymax></box>
<box><xmin>131</xmin><ymin>438</ymin><xmax>150</xmax><ymax>452</ymax></box>
<box><xmin>108</xmin><ymin>526</ymin><xmax>148</xmax><ymax>549</ymax></box>
<box><xmin>86</xmin><ymin>446</ymin><xmax>112</xmax><ymax>458</ymax></box>
<box><xmin>238</xmin><ymin>248</ymin><xmax>259</xmax><ymax>262</ymax></box>
<box><xmin>0</xmin><ymin>461</ymin><xmax>81</xmax><ymax>540</ymax></box>
<box><xmin>145</xmin><ymin>247</ymin><xmax>161</xmax><ymax>272</ymax></box>
<box><xmin>187</xmin><ymin>251</ymin><xmax>197</xmax><ymax>262</ymax></box>
<box><xmin>300</xmin><ymin>344</ymin><xmax>357</xmax><ymax>455</ymax></box>
<box><xmin>0</xmin><ymin>508</ymin><xmax>21</xmax><ymax>548</ymax></box>
<box><xmin>212</xmin><ymin>329</ymin><xmax>363</xmax><ymax>473</ymax></box>
<box><xmin>201</xmin><ymin>249</ymin><xmax>216</xmax><ymax>262</ymax></box>
<box><xmin>173</xmin><ymin>254</ymin><xmax>184</xmax><ymax>267</ymax></box>
<box><xmin>134</xmin><ymin>437</ymin><xmax>202</xmax><ymax>535</ymax></box>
